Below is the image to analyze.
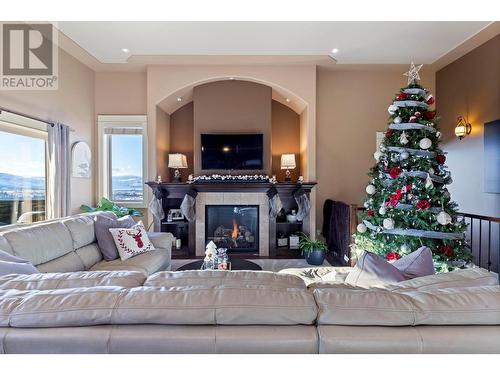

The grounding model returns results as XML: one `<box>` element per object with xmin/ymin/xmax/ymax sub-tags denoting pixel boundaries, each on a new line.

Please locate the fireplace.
<box><xmin>205</xmin><ymin>205</ymin><xmax>259</xmax><ymax>252</ymax></box>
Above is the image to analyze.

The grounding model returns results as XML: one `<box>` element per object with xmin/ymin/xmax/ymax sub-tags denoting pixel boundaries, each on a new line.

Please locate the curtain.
<box><xmin>47</xmin><ymin>122</ymin><xmax>71</xmax><ymax>219</ymax></box>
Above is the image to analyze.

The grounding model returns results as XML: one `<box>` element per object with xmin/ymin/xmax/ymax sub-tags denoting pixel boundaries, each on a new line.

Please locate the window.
<box><xmin>98</xmin><ymin>115</ymin><xmax>148</xmax><ymax>208</ymax></box>
<box><xmin>0</xmin><ymin>112</ymin><xmax>48</xmax><ymax>226</ymax></box>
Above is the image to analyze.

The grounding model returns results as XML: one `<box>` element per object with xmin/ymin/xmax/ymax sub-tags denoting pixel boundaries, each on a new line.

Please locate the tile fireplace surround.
<box><xmin>195</xmin><ymin>192</ymin><xmax>269</xmax><ymax>256</ymax></box>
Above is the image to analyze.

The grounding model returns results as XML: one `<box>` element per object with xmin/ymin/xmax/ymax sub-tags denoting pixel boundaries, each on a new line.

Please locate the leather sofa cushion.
<box><xmin>36</xmin><ymin>252</ymin><xmax>85</xmax><ymax>273</ymax></box>
<box><xmin>0</xmin><ymin>236</ymin><xmax>13</xmax><ymax>254</ymax></box>
<box><xmin>318</xmin><ymin>325</ymin><xmax>500</xmax><ymax>354</ymax></box>
<box><xmin>0</xmin><ymin>283</ymin><xmax>317</xmax><ymax>327</ymax></box>
<box><xmin>0</xmin><ymin>270</ymin><xmax>146</xmax><ymax>290</ymax></box>
<box><xmin>314</xmin><ymin>284</ymin><xmax>500</xmax><ymax>326</ymax></box>
<box><xmin>62</xmin><ymin>215</ymin><xmax>96</xmax><ymax>249</ymax></box>
<box><xmin>90</xmin><ymin>249</ymin><xmax>170</xmax><ymax>275</ymax></box>
<box><xmin>75</xmin><ymin>244</ymin><xmax>103</xmax><ymax>270</ymax></box>
<box><xmin>145</xmin><ymin>270</ymin><xmax>306</xmax><ymax>289</ymax></box>
<box><xmin>279</xmin><ymin>267</ymin><xmax>352</xmax><ymax>286</ymax></box>
<box><xmin>387</xmin><ymin>268</ymin><xmax>498</xmax><ymax>291</ymax></box>
<box><xmin>2</xmin><ymin>222</ymin><xmax>73</xmax><ymax>266</ymax></box>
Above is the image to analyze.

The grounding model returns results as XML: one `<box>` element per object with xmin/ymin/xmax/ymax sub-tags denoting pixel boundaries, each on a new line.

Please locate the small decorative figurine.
<box><xmin>156</xmin><ymin>175</ymin><xmax>162</xmax><ymax>183</ymax></box>
<box><xmin>298</xmin><ymin>175</ymin><xmax>304</xmax><ymax>184</ymax></box>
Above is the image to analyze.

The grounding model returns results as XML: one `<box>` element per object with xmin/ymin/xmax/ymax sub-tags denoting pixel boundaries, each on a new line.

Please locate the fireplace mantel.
<box><xmin>146</xmin><ymin>181</ymin><xmax>317</xmax><ymax>197</ymax></box>
<box><xmin>145</xmin><ymin>181</ymin><xmax>317</xmax><ymax>258</ymax></box>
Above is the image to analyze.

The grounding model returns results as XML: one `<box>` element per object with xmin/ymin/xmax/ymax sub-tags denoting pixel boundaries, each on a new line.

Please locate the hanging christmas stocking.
<box><xmin>180</xmin><ymin>189</ymin><xmax>198</xmax><ymax>222</ymax></box>
<box><xmin>149</xmin><ymin>185</ymin><xmax>165</xmax><ymax>231</ymax></box>
<box><xmin>266</xmin><ymin>186</ymin><xmax>283</xmax><ymax>219</ymax></box>
<box><xmin>293</xmin><ymin>187</ymin><xmax>311</xmax><ymax>221</ymax></box>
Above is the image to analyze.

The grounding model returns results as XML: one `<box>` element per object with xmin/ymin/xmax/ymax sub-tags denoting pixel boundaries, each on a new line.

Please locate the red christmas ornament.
<box><xmin>385</xmin><ymin>129</ymin><xmax>394</xmax><ymax>138</ymax></box>
<box><xmin>367</xmin><ymin>209</ymin><xmax>374</xmax><ymax>216</ymax></box>
<box><xmin>396</xmin><ymin>92</ymin><xmax>408</xmax><ymax>101</ymax></box>
<box><xmin>409</xmin><ymin>116</ymin><xmax>417</xmax><ymax>123</ymax></box>
<box><xmin>436</xmin><ymin>154</ymin><xmax>446</xmax><ymax>165</ymax></box>
<box><xmin>439</xmin><ymin>245</ymin><xmax>454</xmax><ymax>257</ymax></box>
<box><xmin>386</xmin><ymin>252</ymin><xmax>401</xmax><ymax>262</ymax></box>
<box><xmin>387</xmin><ymin>188</ymin><xmax>403</xmax><ymax>207</ymax></box>
<box><xmin>426</xmin><ymin>95</ymin><xmax>435</xmax><ymax>105</ymax></box>
<box><xmin>424</xmin><ymin>110</ymin><xmax>436</xmax><ymax>120</ymax></box>
<box><xmin>416</xmin><ymin>200</ymin><xmax>431</xmax><ymax>209</ymax></box>
<box><xmin>414</xmin><ymin>111</ymin><xmax>422</xmax><ymax>118</ymax></box>
<box><xmin>389</xmin><ymin>166</ymin><xmax>402</xmax><ymax>179</ymax></box>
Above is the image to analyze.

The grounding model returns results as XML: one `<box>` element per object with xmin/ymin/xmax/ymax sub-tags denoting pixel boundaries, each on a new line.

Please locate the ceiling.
<box><xmin>57</xmin><ymin>21</ymin><xmax>491</xmax><ymax>67</ymax></box>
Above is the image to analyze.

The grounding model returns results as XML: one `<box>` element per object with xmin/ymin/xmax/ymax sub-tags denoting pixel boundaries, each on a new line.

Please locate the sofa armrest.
<box><xmin>147</xmin><ymin>232</ymin><xmax>174</xmax><ymax>252</ymax></box>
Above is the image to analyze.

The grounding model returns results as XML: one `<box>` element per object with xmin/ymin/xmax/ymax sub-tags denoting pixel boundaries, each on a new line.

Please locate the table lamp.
<box><xmin>168</xmin><ymin>153</ymin><xmax>188</xmax><ymax>182</ymax></box>
<box><xmin>280</xmin><ymin>154</ymin><xmax>296</xmax><ymax>182</ymax></box>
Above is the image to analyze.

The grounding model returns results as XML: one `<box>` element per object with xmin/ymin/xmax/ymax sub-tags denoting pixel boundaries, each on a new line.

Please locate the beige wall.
<box><xmin>169</xmin><ymin>102</ymin><xmax>194</xmax><ymax>181</ymax></box>
<box><xmin>94</xmin><ymin>72</ymin><xmax>147</xmax><ymax>115</ymax></box>
<box><xmin>0</xmin><ymin>48</ymin><xmax>95</xmax><ymax>214</ymax></box>
<box><xmin>436</xmin><ymin>34</ymin><xmax>500</xmax><ymax>217</ymax></box>
<box><xmin>315</xmin><ymin>66</ymin><xmax>435</xmax><ymax>229</ymax></box>
<box><xmin>271</xmin><ymin>100</ymin><xmax>301</xmax><ymax>181</ymax></box>
<box><xmin>193</xmin><ymin>80</ymin><xmax>272</xmax><ymax>175</ymax></box>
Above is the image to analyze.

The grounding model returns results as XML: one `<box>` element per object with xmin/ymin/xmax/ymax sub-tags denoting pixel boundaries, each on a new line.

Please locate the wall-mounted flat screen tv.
<box><xmin>201</xmin><ymin>134</ymin><xmax>263</xmax><ymax>170</ymax></box>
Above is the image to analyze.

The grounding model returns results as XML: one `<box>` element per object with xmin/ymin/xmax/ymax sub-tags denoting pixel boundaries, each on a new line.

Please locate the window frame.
<box><xmin>0</xmin><ymin>111</ymin><xmax>48</xmax><ymax>225</ymax></box>
<box><xmin>97</xmin><ymin>115</ymin><xmax>148</xmax><ymax>209</ymax></box>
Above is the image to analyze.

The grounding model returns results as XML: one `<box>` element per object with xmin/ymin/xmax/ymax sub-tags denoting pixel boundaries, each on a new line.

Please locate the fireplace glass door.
<box><xmin>205</xmin><ymin>205</ymin><xmax>259</xmax><ymax>252</ymax></box>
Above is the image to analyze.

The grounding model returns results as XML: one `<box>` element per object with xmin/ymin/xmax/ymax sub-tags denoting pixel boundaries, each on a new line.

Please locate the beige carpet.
<box><xmin>170</xmin><ymin>258</ymin><xmax>331</xmax><ymax>272</ymax></box>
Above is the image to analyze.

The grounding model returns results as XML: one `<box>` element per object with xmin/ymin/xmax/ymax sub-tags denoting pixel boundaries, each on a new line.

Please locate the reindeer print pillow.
<box><xmin>109</xmin><ymin>221</ymin><xmax>155</xmax><ymax>261</ymax></box>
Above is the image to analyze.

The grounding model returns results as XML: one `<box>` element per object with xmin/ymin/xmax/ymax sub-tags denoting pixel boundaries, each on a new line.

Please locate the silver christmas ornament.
<box><xmin>436</xmin><ymin>211</ymin><xmax>452</xmax><ymax>225</ymax></box>
<box><xmin>425</xmin><ymin>174</ymin><xmax>434</xmax><ymax>189</ymax></box>
<box><xmin>383</xmin><ymin>218</ymin><xmax>395</xmax><ymax>230</ymax></box>
<box><xmin>357</xmin><ymin>223</ymin><xmax>368</xmax><ymax>233</ymax></box>
<box><xmin>394</xmin><ymin>116</ymin><xmax>402</xmax><ymax>124</ymax></box>
<box><xmin>400</xmin><ymin>151</ymin><xmax>410</xmax><ymax>160</ymax></box>
<box><xmin>378</xmin><ymin>205</ymin><xmax>387</xmax><ymax>215</ymax></box>
<box><xmin>373</xmin><ymin>151</ymin><xmax>383</xmax><ymax>162</ymax></box>
<box><xmin>365</xmin><ymin>184</ymin><xmax>376</xmax><ymax>195</ymax></box>
<box><xmin>400</xmin><ymin>244</ymin><xmax>410</xmax><ymax>254</ymax></box>
<box><xmin>436</xmin><ymin>131</ymin><xmax>442</xmax><ymax>139</ymax></box>
<box><xmin>399</xmin><ymin>131</ymin><xmax>409</xmax><ymax>145</ymax></box>
<box><xmin>419</xmin><ymin>137</ymin><xmax>432</xmax><ymax>150</ymax></box>
<box><xmin>388</xmin><ymin>104</ymin><xmax>398</xmax><ymax>115</ymax></box>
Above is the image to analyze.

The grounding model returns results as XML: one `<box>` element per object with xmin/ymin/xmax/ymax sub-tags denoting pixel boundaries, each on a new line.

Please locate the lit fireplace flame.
<box><xmin>231</xmin><ymin>218</ymin><xmax>239</xmax><ymax>239</ymax></box>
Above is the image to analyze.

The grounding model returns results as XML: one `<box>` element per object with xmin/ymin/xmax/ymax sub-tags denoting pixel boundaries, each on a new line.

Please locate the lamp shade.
<box><xmin>168</xmin><ymin>153</ymin><xmax>188</xmax><ymax>169</ymax></box>
<box><xmin>280</xmin><ymin>154</ymin><xmax>296</xmax><ymax>170</ymax></box>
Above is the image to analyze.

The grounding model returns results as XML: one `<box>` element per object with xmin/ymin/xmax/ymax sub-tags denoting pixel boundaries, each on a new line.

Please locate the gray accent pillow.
<box><xmin>0</xmin><ymin>260</ymin><xmax>39</xmax><ymax>276</ymax></box>
<box><xmin>393</xmin><ymin>246</ymin><xmax>434</xmax><ymax>279</ymax></box>
<box><xmin>95</xmin><ymin>215</ymin><xmax>136</xmax><ymax>261</ymax></box>
<box><xmin>0</xmin><ymin>249</ymin><xmax>30</xmax><ymax>263</ymax></box>
<box><xmin>345</xmin><ymin>251</ymin><xmax>406</xmax><ymax>286</ymax></box>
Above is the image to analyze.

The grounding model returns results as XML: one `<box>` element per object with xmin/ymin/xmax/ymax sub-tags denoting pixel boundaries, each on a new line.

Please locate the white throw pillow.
<box><xmin>109</xmin><ymin>221</ymin><xmax>155</xmax><ymax>261</ymax></box>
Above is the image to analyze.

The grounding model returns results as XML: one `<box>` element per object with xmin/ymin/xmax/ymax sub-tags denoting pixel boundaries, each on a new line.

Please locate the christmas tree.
<box><xmin>353</xmin><ymin>62</ymin><xmax>470</xmax><ymax>271</ymax></box>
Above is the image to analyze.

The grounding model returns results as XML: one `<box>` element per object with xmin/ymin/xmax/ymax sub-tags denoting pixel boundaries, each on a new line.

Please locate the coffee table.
<box><xmin>177</xmin><ymin>259</ymin><xmax>262</xmax><ymax>271</ymax></box>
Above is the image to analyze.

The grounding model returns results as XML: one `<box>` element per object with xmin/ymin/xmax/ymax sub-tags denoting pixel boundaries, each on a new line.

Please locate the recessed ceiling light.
<box><xmin>285</xmin><ymin>98</ymin><xmax>291</xmax><ymax>103</ymax></box>
<box><xmin>177</xmin><ymin>97</ymin><xmax>182</xmax><ymax>102</ymax></box>
<box><xmin>331</xmin><ymin>48</ymin><xmax>339</xmax><ymax>54</ymax></box>
<box><xmin>121</xmin><ymin>48</ymin><xmax>130</xmax><ymax>53</ymax></box>
<box><xmin>229</xmin><ymin>77</ymin><xmax>235</xmax><ymax>80</ymax></box>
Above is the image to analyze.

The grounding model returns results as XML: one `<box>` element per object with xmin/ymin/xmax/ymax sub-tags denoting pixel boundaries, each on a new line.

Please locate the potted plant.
<box><xmin>299</xmin><ymin>233</ymin><xmax>328</xmax><ymax>266</ymax></box>
<box><xmin>80</xmin><ymin>197</ymin><xmax>142</xmax><ymax>218</ymax></box>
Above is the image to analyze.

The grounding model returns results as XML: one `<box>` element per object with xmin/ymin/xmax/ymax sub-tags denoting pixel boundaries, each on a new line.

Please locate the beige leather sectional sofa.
<box><xmin>0</xmin><ymin>212</ymin><xmax>173</xmax><ymax>275</ymax></box>
<box><xmin>0</xmin><ymin>214</ymin><xmax>499</xmax><ymax>354</ymax></box>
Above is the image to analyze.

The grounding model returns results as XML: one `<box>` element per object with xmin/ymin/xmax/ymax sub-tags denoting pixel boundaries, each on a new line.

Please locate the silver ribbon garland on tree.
<box><xmin>363</xmin><ymin>220</ymin><xmax>465</xmax><ymax>240</ymax></box>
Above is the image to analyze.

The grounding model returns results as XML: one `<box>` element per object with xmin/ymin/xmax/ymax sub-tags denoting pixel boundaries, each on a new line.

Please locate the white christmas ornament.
<box><xmin>400</xmin><ymin>244</ymin><xmax>410</xmax><ymax>254</ymax></box>
<box><xmin>388</xmin><ymin>105</ymin><xmax>398</xmax><ymax>115</ymax></box>
<box><xmin>436</xmin><ymin>131</ymin><xmax>442</xmax><ymax>139</ymax></box>
<box><xmin>419</xmin><ymin>137</ymin><xmax>432</xmax><ymax>150</ymax></box>
<box><xmin>436</xmin><ymin>211</ymin><xmax>452</xmax><ymax>225</ymax></box>
<box><xmin>357</xmin><ymin>223</ymin><xmax>367</xmax><ymax>233</ymax></box>
<box><xmin>399</xmin><ymin>131</ymin><xmax>409</xmax><ymax>145</ymax></box>
<box><xmin>394</xmin><ymin>116</ymin><xmax>402</xmax><ymax>124</ymax></box>
<box><xmin>383</xmin><ymin>218</ymin><xmax>395</xmax><ymax>230</ymax></box>
<box><xmin>400</xmin><ymin>151</ymin><xmax>410</xmax><ymax>160</ymax></box>
<box><xmin>365</xmin><ymin>184</ymin><xmax>376</xmax><ymax>195</ymax></box>
<box><xmin>378</xmin><ymin>205</ymin><xmax>387</xmax><ymax>215</ymax></box>
<box><xmin>428</xmin><ymin>168</ymin><xmax>435</xmax><ymax>175</ymax></box>
<box><xmin>425</xmin><ymin>174</ymin><xmax>434</xmax><ymax>189</ymax></box>
<box><xmin>373</xmin><ymin>151</ymin><xmax>383</xmax><ymax>162</ymax></box>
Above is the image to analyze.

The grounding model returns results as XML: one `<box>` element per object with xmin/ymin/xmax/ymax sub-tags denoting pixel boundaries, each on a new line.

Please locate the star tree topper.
<box><xmin>404</xmin><ymin>62</ymin><xmax>423</xmax><ymax>85</ymax></box>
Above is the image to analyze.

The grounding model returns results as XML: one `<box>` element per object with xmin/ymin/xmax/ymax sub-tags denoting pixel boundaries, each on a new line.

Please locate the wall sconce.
<box><xmin>455</xmin><ymin>116</ymin><xmax>471</xmax><ymax>140</ymax></box>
